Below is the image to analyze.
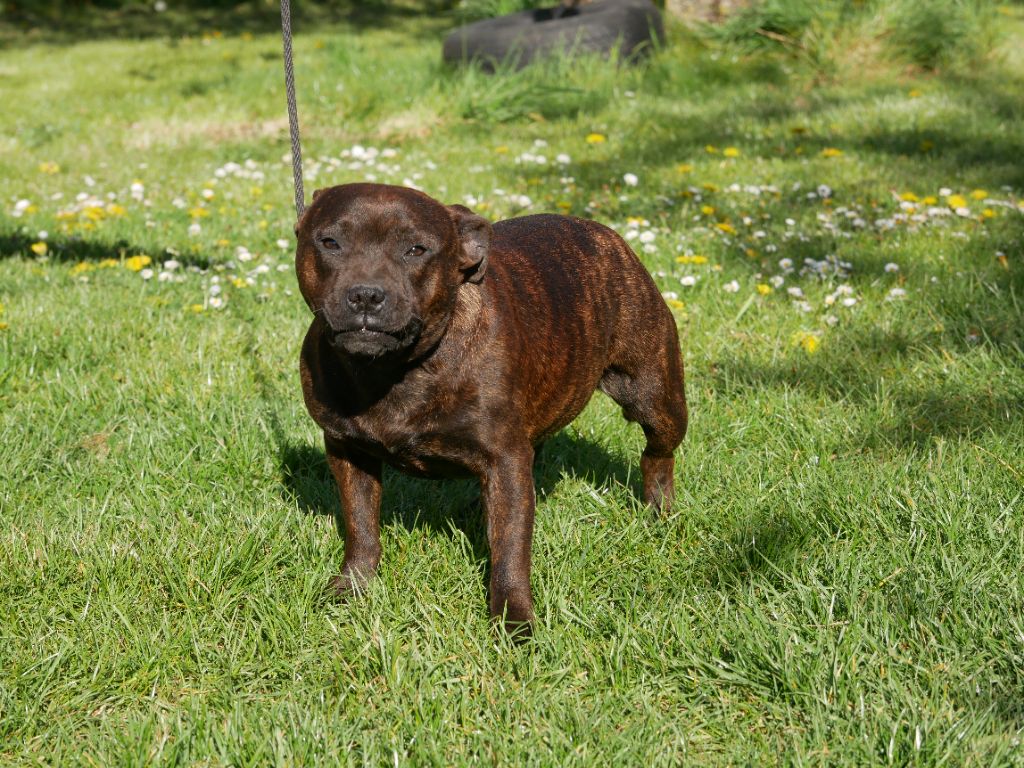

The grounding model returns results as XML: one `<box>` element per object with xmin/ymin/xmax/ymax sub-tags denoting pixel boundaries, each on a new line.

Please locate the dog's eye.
<box><xmin>320</xmin><ymin>237</ymin><xmax>340</xmax><ymax>251</ymax></box>
<box><xmin>405</xmin><ymin>245</ymin><xmax>428</xmax><ymax>258</ymax></box>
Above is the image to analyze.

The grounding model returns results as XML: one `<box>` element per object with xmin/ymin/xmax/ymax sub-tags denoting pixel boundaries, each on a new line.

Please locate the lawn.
<box><xmin>1</xmin><ymin>2</ymin><xmax>1023</xmax><ymax>764</ymax></box>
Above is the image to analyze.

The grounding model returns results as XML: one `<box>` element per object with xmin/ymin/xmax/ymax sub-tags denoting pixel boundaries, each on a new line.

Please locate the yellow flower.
<box><xmin>98</xmin><ymin>258</ymin><xmax>119</xmax><ymax>268</ymax></box>
<box><xmin>900</xmin><ymin>192</ymin><xmax>919</xmax><ymax>202</ymax></box>
<box><xmin>0</xmin><ymin>322</ymin><xmax>7</xmax><ymax>331</ymax></box>
<box><xmin>723</xmin><ymin>147</ymin><xmax>740</xmax><ymax>158</ymax></box>
<box><xmin>700</xmin><ymin>205</ymin><xmax>715</xmax><ymax>216</ymax></box>
<box><xmin>793</xmin><ymin>331</ymin><xmax>820</xmax><ymax>354</ymax></box>
<box><xmin>756</xmin><ymin>283</ymin><xmax>772</xmax><ymax>295</ymax></box>
<box><xmin>821</xmin><ymin>147</ymin><xmax>843</xmax><ymax>158</ymax></box>
<box><xmin>231</xmin><ymin>277</ymin><xmax>247</xmax><ymax>288</ymax></box>
<box><xmin>30</xmin><ymin>242</ymin><xmax>48</xmax><ymax>256</ymax></box>
<box><xmin>494</xmin><ymin>145</ymin><xmax>509</xmax><ymax>154</ymax></box>
<box><xmin>83</xmin><ymin>206</ymin><xmax>106</xmax><ymax>221</ymax></box>
<box><xmin>675</xmin><ymin>255</ymin><xmax>708</xmax><ymax>265</ymax></box>
<box><xmin>187</xmin><ymin>304</ymin><xmax>205</xmax><ymax>313</ymax></box>
<box><xmin>585</xmin><ymin>133</ymin><xmax>606</xmax><ymax>144</ymax></box>
<box><xmin>971</xmin><ymin>189</ymin><xmax>988</xmax><ymax>200</ymax></box>
<box><xmin>666</xmin><ymin>299</ymin><xmax>685</xmax><ymax>311</ymax></box>
<box><xmin>70</xmin><ymin>262</ymin><xmax>93</xmax><ymax>276</ymax></box>
<box><xmin>106</xmin><ymin>204</ymin><xmax>126</xmax><ymax>216</ymax></box>
<box><xmin>675</xmin><ymin>163</ymin><xmax>693</xmax><ymax>174</ymax></box>
<box><xmin>981</xmin><ymin>208</ymin><xmax>995</xmax><ymax>219</ymax></box>
<box><xmin>704</xmin><ymin>145</ymin><xmax>718</xmax><ymax>154</ymax></box>
<box><xmin>124</xmin><ymin>255</ymin><xmax>152</xmax><ymax>271</ymax></box>
<box><xmin>908</xmin><ymin>88</ymin><xmax>923</xmax><ymax>98</ymax></box>
<box><xmin>188</xmin><ymin>207</ymin><xmax>210</xmax><ymax>218</ymax></box>
<box><xmin>702</xmin><ymin>183</ymin><xmax>719</xmax><ymax>193</ymax></box>
<box><xmin>715</xmin><ymin>222</ymin><xmax>736</xmax><ymax>235</ymax></box>
<box><xmin>216</xmin><ymin>239</ymin><xmax>230</xmax><ymax>247</ymax></box>
<box><xmin>38</xmin><ymin>161</ymin><xmax>60</xmax><ymax>174</ymax></box>
<box><xmin>556</xmin><ymin>201</ymin><xmax>572</xmax><ymax>210</ymax></box>
<box><xmin>922</xmin><ymin>195</ymin><xmax>938</xmax><ymax>205</ymax></box>
<box><xmin>946</xmin><ymin>194</ymin><xmax>968</xmax><ymax>209</ymax></box>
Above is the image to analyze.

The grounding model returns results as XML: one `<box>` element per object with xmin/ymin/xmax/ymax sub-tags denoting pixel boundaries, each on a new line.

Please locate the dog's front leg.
<box><xmin>325</xmin><ymin>436</ymin><xmax>382</xmax><ymax>595</ymax></box>
<box><xmin>481</xmin><ymin>447</ymin><xmax>536</xmax><ymax>637</ymax></box>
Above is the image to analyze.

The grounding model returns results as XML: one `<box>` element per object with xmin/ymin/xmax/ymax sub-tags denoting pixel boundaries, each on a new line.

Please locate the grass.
<box><xmin>1</xmin><ymin>3</ymin><xmax>1024</xmax><ymax>764</ymax></box>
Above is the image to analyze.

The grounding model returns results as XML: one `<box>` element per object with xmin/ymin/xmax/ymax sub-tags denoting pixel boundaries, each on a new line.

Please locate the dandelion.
<box><xmin>756</xmin><ymin>283</ymin><xmax>772</xmax><ymax>295</ymax></box>
<box><xmin>704</xmin><ymin>145</ymin><xmax>718</xmax><ymax>154</ymax></box>
<box><xmin>30</xmin><ymin>242</ymin><xmax>48</xmax><ymax>256</ymax></box>
<box><xmin>676</xmin><ymin>255</ymin><xmax>708</xmax><ymax>265</ymax></box>
<box><xmin>715</xmin><ymin>222</ymin><xmax>736</xmax><ymax>235</ymax></box>
<box><xmin>723</xmin><ymin>280</ymin><xmax>740</xmax><ymax>293</ymax></box>
<box><xmin>623</xmin><ymin>173</ymin><xmax>639</xmax><ymax>187</ymax></box>
<box><xmin>821</xmin><ymin>147</ymin><xmax>843</xmax><ymax>158</ymax></box>
<box><xmin>793</xmin><ymin>332</ymin><xmax>820</xmax><ymax>354</ymax></box>
<box><xmin>700</xmin><ymin>205</ymin><xmax>715</xmax><ymax>216</ymax></box>
<box><xmin>970</xmin><ymin>189</ymin><xmax>987</xmax><ymax>200</ymax></box>
<box><xmin>38</xmin><ymin>161</ymin><xmax>60</xmax><ymax>174</ymax></box>
<box><xmin>125</xmin><ymin>255</ymin><xmax>152</xmax><ymax>271</ymax></box>
<box><xmin>723</xmin><ymin>147</ymin><xmax>740</xmax><ymax>158</ymax></box>
<box><xmin>666</xmin><ymin>299</ymin><xmax>685</xmax><ymax>311</ymax></box>
<box><xmin>676</xmin><ymin>163</ymin><xmax>693</xmax><ymax>174</ymax></box>
<box><xmin>187</xmin><ymin>304</ymin><xmax>204</xmax><ymax>313</ymax></box>
<box><xmin>585</xmin><ymin>133</ymin><xmax>606</xmax><ymax>144</ymax></box>
<box><xmin>946</xmin><ymin>194</ymin><xmax>968</xmax><ymax>209</ymax></box>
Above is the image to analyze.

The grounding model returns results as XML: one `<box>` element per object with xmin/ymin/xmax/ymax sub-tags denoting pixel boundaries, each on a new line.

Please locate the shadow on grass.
<box><xmin>0</xmin><ymin>230</ymin><xmax>212</xmax><ymax>268</ymax></box>
<box><xmin>0</xmin><ymin>1</ymin><xmax>455</xmax><ymax>46</ymax></box>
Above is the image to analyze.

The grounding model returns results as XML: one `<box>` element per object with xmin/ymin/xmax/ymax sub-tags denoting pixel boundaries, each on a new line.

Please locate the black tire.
<box><xmin>442</xmin><ymin>0</ymin><xmax>664</xmax><ymax>71</ymax></box>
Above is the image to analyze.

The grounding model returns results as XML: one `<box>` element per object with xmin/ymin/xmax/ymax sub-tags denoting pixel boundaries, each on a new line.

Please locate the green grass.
<box><xmin>2</xmin><ymin>4</ymin><xmax>1024</xmax><ymax>765</ymax></box>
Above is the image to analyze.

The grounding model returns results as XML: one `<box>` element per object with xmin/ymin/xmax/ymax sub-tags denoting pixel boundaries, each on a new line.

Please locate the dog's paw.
<box><xmin>326</xmin><ymin>567</ymin><xmax>375</xmax><ymax>599</ymax></box>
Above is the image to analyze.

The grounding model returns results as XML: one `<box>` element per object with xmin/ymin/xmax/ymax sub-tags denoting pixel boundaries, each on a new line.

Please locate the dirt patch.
<box><xmin>126</xmin><ymin>116</ymin><xmax>289</xmax><ymax>149</ymax></box>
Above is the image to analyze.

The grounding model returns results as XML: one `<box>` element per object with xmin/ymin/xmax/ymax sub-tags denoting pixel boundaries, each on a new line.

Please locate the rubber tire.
<box><xmin>442</xmin><ymin>0</ymin><xmax>664</xmax><ymax>71</ymax></box>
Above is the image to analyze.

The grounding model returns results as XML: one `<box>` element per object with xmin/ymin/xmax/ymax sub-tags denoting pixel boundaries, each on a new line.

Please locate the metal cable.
<box><xmin>280</xmin><ymin>0</ymin><xmax>305</xmax><ymax>219</ymax></box>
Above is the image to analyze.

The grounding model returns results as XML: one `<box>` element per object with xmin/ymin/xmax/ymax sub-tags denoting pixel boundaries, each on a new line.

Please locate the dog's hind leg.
<box><xmin>600</xmin><ymin>325</ymin><xmax>687</xmax><ymax>513</ymax></box>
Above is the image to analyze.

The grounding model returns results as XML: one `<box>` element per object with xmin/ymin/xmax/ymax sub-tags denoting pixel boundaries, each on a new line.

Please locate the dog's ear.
<box><xmin>449</xmin><ymin>204</ymin><xmax>491</xmax><ymax>284</ymax></box>
<box><xmin>293</xmin><ymin>189</ymin><xmax>327</xmax><ymax>236</ymax></box>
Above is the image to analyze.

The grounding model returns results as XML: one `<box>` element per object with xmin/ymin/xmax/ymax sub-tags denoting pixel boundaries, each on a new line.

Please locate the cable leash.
<box><xmin>280</xmin><ymin>0</ymin><xmax>305</xmax><ymax>219</ymax></box>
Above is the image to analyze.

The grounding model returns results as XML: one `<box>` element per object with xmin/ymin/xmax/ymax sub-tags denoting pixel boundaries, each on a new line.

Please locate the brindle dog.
<box><xmin>295</xmin><ymin>183</ymin><xmax>687</xmax><ymax>636</ymax></box>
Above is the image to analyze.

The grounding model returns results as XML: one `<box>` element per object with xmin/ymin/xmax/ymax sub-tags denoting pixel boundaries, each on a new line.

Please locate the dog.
<box><xmin>295</xmin><ymin>183</ymin><xmax>687</xmax><ymax>635</ymax></box>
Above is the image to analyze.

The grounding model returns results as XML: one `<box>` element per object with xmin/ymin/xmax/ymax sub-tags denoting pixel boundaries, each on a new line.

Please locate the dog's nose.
<box><xmin>347</xmin><ymin>284</ymin><xmax>387</xmax><ymax>314</ymax></box>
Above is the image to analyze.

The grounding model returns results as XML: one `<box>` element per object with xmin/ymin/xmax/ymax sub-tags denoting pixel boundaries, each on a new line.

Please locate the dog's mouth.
<box><xmin>328</xmin><ymin>317</ymin><xmax>423</xmax><ymax>357</ymax></box>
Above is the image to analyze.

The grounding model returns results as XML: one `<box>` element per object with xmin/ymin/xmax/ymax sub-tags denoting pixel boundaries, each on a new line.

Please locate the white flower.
<box><xmin>723</xmin><ymin>280</ymin><xmax>740</xmax><ymax>293</ymax></box>
<box><xmin>209</xmin><ymin>284</ymin><xmax>222</xmax><ymax>296</ymax></box>
<box><xmin>639</xmin><ymin>231</ymin><xmax>656</xmax><ymax>244</ymax></box>
<box><xmin>37</xmin><ymin>230</ymin><xmax>48</xmax><ymax>240</ymax></box>
<box><xmin>824</xmin><ymin>314</ymin><xmax>839</xmax><ymax>327</ymax></box>
<box><xmin>202</xmin><ymin>188</ymin><xmax>215</xmax><ymax>200</ymax></box>
<box><xmin>842</xmin><ymin>297</ymin><xmax>858</xmax><ymax>307</ymax></box>
<box><xmin>769</xmin><ymin>275</ymin><xmax>785</xmax><ymax>288</ymax></box>
<box><xmin>158</xmin><ymin>271</ymin><xmax>173</xmax><ymax>282</ymax></box>
<box><xmin>623</xmin><ymin>173</ymin><xmax>639</xmax><ymax>187</ymax></box>
<box><xmin>140</xmin><ymin>268</ymin><xmax>154</xmax><ymax>280</ymax></box>
<box><xmin>662</xmin><ymin>290</ymin><xmax>679</xmax><ymax>300</ymax></box>
<box><xmin>163</xmin><ymin>259</ymin><xmax>180</xmax><ymax>271</ymax></box>
<box><xmin>236</xmin><ymin>246</ymin><xmax>253</xmax><ymax>262</ymax></box>
<box><xmin>886</xmin><ymin>287</ymin><xmax>907</xmax><ymax>300</ymax></box>
<box><xmin>939</xmin><ymin>187</ymin><xmax>952</xmax><ymax>197</ymax></box>
<box><xmin>556</xmin><ymin>153</ymin><xmax>571</xmax><ymax>165</ymax></box>
<box><xmin>680</xmin><ymin>275</ymin><xmax>697</xmax><ymax>287</ymax></box>
<box><xmin>884</xmin><ymin>262</ymin><xmax>899</xmax><ymax>273</ymax></box>
<box><xmin>209</xmin><ymin>296</ymin><xmax>224</xmax><ymax>309</ymax></box>
<box><xmin>277</xmin><ymin>264</ymin><xmax>291</xmax><ymax>272</ymax></box>
<box><xmin>188</xmin><ymin>222</ymin><xmax>201</xmax><ymax>236</ymax></box>
<box><xmin>130</xmin><ymin>182</ymin><xmax>145</xmax><ymax>201</ymax></box>
<box><xmin>787</xmin><ymin>286</ymin><xmax>804</xmax><ymax>298</ymax></box>
<box><xmin>154</xmin><ymin>1</ymin><xmax>167</xmax><ymax>12</ymax></box>
<box><xmin>779</xmin><ymin>258</ymin><xmax>793</xmax><ymax>270</ymax></box>
<box><xmin>817</xmin><ymin>184</ymin><xmax>832</xmax><ymax>199</ymax></box>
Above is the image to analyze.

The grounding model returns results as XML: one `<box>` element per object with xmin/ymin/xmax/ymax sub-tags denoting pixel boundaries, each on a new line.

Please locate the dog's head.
<box><xmin>295</xmin><ymin>183</ymin><xmax>490</xmax><ymax>359</ymax></box>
